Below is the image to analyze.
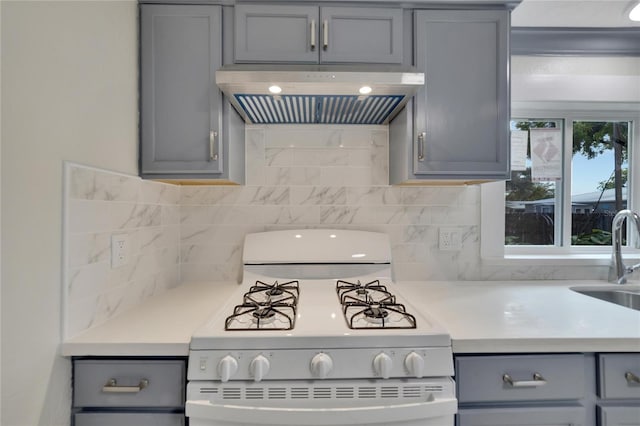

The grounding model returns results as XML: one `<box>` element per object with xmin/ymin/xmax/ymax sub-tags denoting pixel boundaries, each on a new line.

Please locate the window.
<box><xmin>481</xmin><ymin>106</ymin><xmax>639</xmax><ymax>261</ymax></box>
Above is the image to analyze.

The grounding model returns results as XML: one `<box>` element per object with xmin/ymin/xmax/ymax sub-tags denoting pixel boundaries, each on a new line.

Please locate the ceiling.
<box><xmin>511</xmin><ymin>0</ymin><xmax>640</xmax><ymax>27</ymax></box>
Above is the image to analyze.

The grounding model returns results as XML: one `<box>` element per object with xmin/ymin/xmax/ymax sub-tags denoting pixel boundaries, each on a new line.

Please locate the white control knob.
<box><xmin>249</xmin><ymin>355</ymin><xmax>270</xmax><ymax>382</ymax></box>
<box><xmin>404</xmin><ymin>352</ymin><xmax>425</xmax><ymax>378</ymax></box>
<box><xmin>217</xmin><ymin>355</ymin><xmax>239</xmax><ymax>382</ymax></box>
<box><xmin>310</xmin><ymin>353</ymin><xmax>333</xmax><ymax>379</ymax></box>
<box><xmin>373</xmin><ymin>352</ymin><xmax>393</xmax><ymax>379</ymax></box>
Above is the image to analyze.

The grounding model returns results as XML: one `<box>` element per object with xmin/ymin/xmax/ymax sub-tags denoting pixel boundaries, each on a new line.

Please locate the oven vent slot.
<box><xmin>245</xmin><ymin>388</ymin><xmax>264</xmax><ymax>399</ymax></box>
<box><xmin>381</xmin><ymin>386</ymin><xmax>400</xmax><ymax>398</ymax></box>
<box><xmin>358</xmin><ymin>387</ymin><xmax>377</xmax><ymax>399</ymax></box>
<box><xmin>291</xmin><ymin>387</ymin><xmax>310</xmax><ymax>399</ymax></box>
<box><xmin>313</xmin><ymin>387</ymin><xmax>332</xmax><ymax>399</ymax></box>
<box><xmin>423</xmin><ymin>385</ymin><xmax>444</xmax><ymax>393</ymax></box>
<box><xmin>268</xmin><ymin>387</ymin><xmax>287</xmax><ymax>399</ymax></box>
<box><xmin>199</xmin><ymin>387</ymin><xmax>219</xmax><ymax>395</ymax></box>
<box><xmin>335</xmin><ymin>387</ymin><xmax>355</xmax><ymax>399</ymax></box>
<box><xmin>402</xmin><ymin>386</ymin><xmax>422</xmax><ymax>398</ymax></box>
<box><xmin>222</xmin><ymin>388</ymin><xmax>241</xmax><ymax>399</ymax></box>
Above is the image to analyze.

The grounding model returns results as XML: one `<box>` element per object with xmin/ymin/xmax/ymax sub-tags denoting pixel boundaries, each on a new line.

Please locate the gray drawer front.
<box><xmin>74</xmin><ymin>360</ymin><xmax>185</xmax><ymax>408</ymax></box>
<box><xmin>456</xmin><ymin>354</ymin><xmax>585</xmax><ymax>403</ymax></box>
<box><xmin>74</xmin><ymin>413</ymin><xmax>184</xmax><ymax>426</ymax></box>
<box><xmin>457</xmin><ymin>406</ymin><xmax>585</xmax><ymax>426</ymax></box>
<box><xmin>597</xmin><ymin>405</ymin><xmax>640</xmax><ymax>426</ymax></box>
<box><xmin>598</xmin><ymin>354</ymin><xmax>640</xmax><ymax>399</ymax></box>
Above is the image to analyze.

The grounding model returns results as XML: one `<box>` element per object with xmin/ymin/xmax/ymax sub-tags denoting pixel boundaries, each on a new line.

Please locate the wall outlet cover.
<box><xmin>439</xmin><ymin>227</ymin><xmax>462</xmax><ymax>251</ymax></box>
<box><xmin>111</xmin><ymin>234</ymin><xmax>130</xmax><ymax>268</ymax></box>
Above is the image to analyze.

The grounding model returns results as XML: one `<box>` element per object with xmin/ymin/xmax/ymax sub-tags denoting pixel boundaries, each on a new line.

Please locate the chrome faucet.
<box><xmin>609</xmin><ymin>209</ymin><xmax>640</xmax><ymax>284</ymax></box>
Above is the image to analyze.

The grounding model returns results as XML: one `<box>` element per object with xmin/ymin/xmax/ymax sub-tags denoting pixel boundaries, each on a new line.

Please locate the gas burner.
<box><xmin>247</xmin><ymin>280</ymin><xmax>299</xmax><ymax>306</ymax></box>
<box><xmin>343</xmin><ymin>301</ymin><xmax>417</xmax><ymax>329</ymax></box>
<box><xmin>225</xmin><ymin>301</ymin><xmax>296</xmax><ymax>331</ymax></box>
<box><xmin>336</xmin><ymin>279</ymin><xmax>395</xmax><ymax>304</ymax></box>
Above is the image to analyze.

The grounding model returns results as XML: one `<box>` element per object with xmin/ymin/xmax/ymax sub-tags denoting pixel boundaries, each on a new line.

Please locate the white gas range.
<box><xmin>186</xmin><ymin>229</ymin><xmax>457</xmax><ymax>426</ymax></box>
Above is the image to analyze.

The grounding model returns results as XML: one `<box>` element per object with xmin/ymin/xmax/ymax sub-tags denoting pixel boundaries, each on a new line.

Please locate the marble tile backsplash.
<box><xmin>64</xmin><ymin>163</ymin><xmax>181</xmax><ymax>338</ymax></box>
<box><xmin>180</xmin><ymin>125</ymin><xmax>482</xmax><ymax>283</ymax></box>
<box><xmin>64</xmin><ymin>125</ymin><xmax>610</xmax><ymax>336</ymax></box>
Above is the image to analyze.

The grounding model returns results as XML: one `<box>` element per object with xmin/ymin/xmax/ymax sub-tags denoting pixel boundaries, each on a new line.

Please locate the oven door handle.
<box><xmin>186</xmin><ymin>397</ymin><xmax>457</xmax><ymax>425</ymax></box>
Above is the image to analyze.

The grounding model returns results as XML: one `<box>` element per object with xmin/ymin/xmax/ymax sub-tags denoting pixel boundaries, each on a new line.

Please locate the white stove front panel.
<box><xmin>188</xmin><ymin>346</ymin><xmax>454</xmax><ymax>381</ymax></box>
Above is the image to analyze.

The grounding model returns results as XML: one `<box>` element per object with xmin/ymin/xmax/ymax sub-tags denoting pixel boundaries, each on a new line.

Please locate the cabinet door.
<box><xmin>598</xmin><ymin>406</ymin><xmax>640</xmax><ymax>426</ymax></box>
<box><xmin>140</xmin><ymin>5</ymin><xmax>223</xmax><ymax>176</ymax></box>
<box><xmin>75</xmin><ymin>413</ymin><xmax>184</xmax><ymax>426</ymax></box>
<box><xmin>319</xmin><ymin>7</ymin><xmax>403</xmax><ymax>64</ymax></box>
<box><xmin>457</xmin><ymin>406</ymin><xmax>585</xmax><ymax>426</ymax></box>
<box><xmin>234</xmin><ymin>4</ymin><xmax>319</xmax><ymax>63</ymax></box>
<box><xmin>412</xmin><ymin>10</ymin><xmax>510</xmax><ymax>180</ymax></box>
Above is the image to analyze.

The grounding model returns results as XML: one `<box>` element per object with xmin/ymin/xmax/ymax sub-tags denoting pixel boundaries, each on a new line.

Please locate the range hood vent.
<box><xmin>216</xmin><ymin>65</ymin><xmax>424</xmax><ymax>125</ymax></box>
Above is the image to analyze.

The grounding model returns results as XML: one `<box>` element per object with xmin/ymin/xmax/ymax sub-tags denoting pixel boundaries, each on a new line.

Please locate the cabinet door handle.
<box><xmin>322</xmin><ymin>20</ymin><xmax>328</xmax><ymax>50</ymax></box>
<box><xmin>310</xmin><ymin>19</ymin><xmax>316</xmax><ymax>51</ymax></box>
<box><xmin>502</xmin><ymin>373</ymin><xmax>547</xmax><ymax>388</ymax></box>
<box><xmin>625</xmin><ymin>371</ymin><xmax>640</xmax><ymax>384</ymax></box>
<box><xmin>102</xmin><ymin>378</ymin><xmax>149</xmax><ymax>393</ymax></box>
<box><xmin>210</xmin><ymin>130</ymin><xmax>218</xmax><ymax>161</ymax></box>
<box><xmin>417</xmin><ymin>132</ymin><xmax>426</xmax><ymax>162</ymax></box>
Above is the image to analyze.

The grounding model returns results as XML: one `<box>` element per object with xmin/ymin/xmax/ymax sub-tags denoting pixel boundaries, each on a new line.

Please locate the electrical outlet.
<box><xmin>439</xmin><ymin>227</ymin><xmax>462</xmax><ymax>251</ymax></box>
<box><xmin>111</xmin><ymin>234</ymin><xmax>130</xmax><ymax>268</ymax></box>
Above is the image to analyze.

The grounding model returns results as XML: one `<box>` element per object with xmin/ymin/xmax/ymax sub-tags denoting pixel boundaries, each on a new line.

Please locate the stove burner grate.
<box><xmin>225</xmin><ymin>301</ymin><xmax>296</xmax><ymax>331</ymax></box>
<box><xmin>344</xmin><ymin>301</ymin><xmax>417</xmax><ymax>329</ymax></box>
<box><xmin>247</xmin><ymin>280</ymin><xmax>300</xmax><ymax>306</ymax></box>
<box><xmin>336</xmin><ymin>279</ymin><xmax>395</xmax><ymax>304</ymax></box>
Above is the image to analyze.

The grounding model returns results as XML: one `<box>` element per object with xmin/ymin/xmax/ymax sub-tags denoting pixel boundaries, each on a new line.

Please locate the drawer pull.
<box><xmin>625</xmin><ymin>372</ymin><xmax>640</xmax><ymax>384</ymax></box>
<box><xmin>503</xmin><ymin>373</ymin><xmax>547</xmax><ymax>388</ymax></box>
<box><xmin>102</xmin><ymin>378</ymin><xmax>149</xmax><ymax>393</ymax></box>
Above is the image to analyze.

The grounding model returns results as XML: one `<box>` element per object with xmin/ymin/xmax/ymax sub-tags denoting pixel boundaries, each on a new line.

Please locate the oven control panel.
<box><xmin>188</xmin><ymin>347</ymin><xmax>453</xmax><ymax>381</ymax></box>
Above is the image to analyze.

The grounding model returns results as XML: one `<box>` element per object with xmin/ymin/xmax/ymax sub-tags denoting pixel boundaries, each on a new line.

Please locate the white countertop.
<box><xmin>61</xmin><ymin>281</ymin><xmax>240</xmax><ymax>356</ymax></box>
<box><xmin>61</xmin><ymin>280</ymin><xmax>640</xmax><ymax>356</ymax></box>
<box><xmin>397</xmin><ymin>280</ymin><xmax>640</xmax><ymax>353</ymax></box>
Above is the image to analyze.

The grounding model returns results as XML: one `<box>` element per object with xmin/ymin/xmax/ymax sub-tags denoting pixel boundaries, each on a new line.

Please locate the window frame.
<box><xmin>481</xmin><ymin>101</ymin><xmax>640</xmax><ymax>265</ymax></box>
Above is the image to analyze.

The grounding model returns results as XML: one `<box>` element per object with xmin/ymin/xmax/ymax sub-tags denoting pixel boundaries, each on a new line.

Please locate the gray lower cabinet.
<box><xmin>140</xmin><ymin>4</ymin><xmax>244</xmax><ymax>182</ymax></box>
<box><xmin>72</xmin><ymin>358</ymin><xmax>186</xmax><ymax>426</ymax></box>
<box><xmin>390</xmin><ymin>9</ymin><xmax>510</xmax><ymax>183</ymax></box>
<box><xmin>234</xmin><ymin>4</ymin><xmax>403</xmax><ymax>64</ymax></box>
<box><xmin>597</xmin><ymin>354</ymin><xmax>640</xmax><ymax>426</ymax></box>
<box><xmin>455</xmin><ymin>354</ymin><xmax>589</xmax><ymax>426</ymax></box>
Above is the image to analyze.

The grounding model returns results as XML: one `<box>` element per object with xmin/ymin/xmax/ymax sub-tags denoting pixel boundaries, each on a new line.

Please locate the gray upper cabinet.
<box><xmin>390</xmin><ymin>9</ymin><xmax>510</xmax><ymax>183</ymax></box>
<box><xmin>234</xmin><ymin>4</ymin><xmax>403</xmax><ymax>64</ymax></box>
<box><xmin>140</xmin><ymin>5</ymin><xmax>243</xmax><ymax>181</ymax></box>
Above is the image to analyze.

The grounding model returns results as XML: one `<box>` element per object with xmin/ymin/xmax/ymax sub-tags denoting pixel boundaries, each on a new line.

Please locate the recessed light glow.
<box><xmin>352</xmin><ymin>253</ymin><xmax>366</xmax><ymax>258</ymax></box>
<box><xmin>329</xmin><ymin>234</ymin><xmax>337</xmax><ymax>239</ymax></box>
<box><xmin>269</xmin><ymin>85</ymin><xmax>282</xmax><ymax>94</ymax></box>
<box><xmin>295</xmin><ymin>234</ymin><xmax>302</xmax><ymax>239</ymax></box>
<box><xmin>359</xmin><ymin>86</ymin><xmax>372</xmax><ymax>95</ymax></box>
<box><xmin>630</xmin><ymin>3</ymin><xmax>640</xmax><ymax>21</ymax></box>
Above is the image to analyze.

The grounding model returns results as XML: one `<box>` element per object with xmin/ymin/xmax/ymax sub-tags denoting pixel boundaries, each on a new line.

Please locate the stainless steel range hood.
<box><xmin>216</xmin><ymin>65</ymin><xmax>424</xmax><ymax>125</ymax></box>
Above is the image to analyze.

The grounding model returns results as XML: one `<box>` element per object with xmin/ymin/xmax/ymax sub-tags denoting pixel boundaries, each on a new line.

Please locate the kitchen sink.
<box><xmin>571</xmin><ymin>286</ymin><xmax>640</xmax><ymax>311</ymax></box>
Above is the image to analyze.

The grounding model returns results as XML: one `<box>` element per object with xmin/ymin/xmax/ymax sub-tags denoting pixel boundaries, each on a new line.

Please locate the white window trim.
<box><xmin>481</xmin><ymin>101</ymin><xmax>640</xmax><ymax>266</ymax></box>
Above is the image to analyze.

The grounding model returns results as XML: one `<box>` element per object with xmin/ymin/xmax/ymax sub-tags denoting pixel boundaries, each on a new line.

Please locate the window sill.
<box><xmin>482</xmin><ymin>252</ymin><xmax>640</xmax><ymax>267</ymax></box>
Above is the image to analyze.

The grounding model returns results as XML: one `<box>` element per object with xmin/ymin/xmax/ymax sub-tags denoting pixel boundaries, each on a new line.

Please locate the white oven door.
<box><xmin>186</xmin><ymin>378</ymin><xmax>457</xmax><ymax>426</ymax></box>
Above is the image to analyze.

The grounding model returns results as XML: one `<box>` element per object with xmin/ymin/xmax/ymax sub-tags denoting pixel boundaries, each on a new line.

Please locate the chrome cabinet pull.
<box><xmin>210</xmin><ymin>130</ymin><xmax>218</xmax><ymax>161</ymax></box>
<box><xmin>417</xmin><ymin>132</ymin><xmax>426</xmax><ymax>162</ymax></box>
<box><xmin>503</xmin><ymin>373</ymin><xmax>547</xmax><ymax>388</ymax></box>
<box><xmin>310</xmin><ymin>19</ymin><xmax>316</xmax><ymax>51</ymax></box>
<box><xmin>102</xmin><ymin>378</ymin><xmax>149</xmax><ymax>393</ymax></box>
<box><xmin>625</xmin><ymin>371</ymin><xmax>640</xmax><ymax>384</ymax></box>
<box><xmin>322</xmin><ymin>20</ymin><xmax>328</xmax><ymax>50</ymax></box>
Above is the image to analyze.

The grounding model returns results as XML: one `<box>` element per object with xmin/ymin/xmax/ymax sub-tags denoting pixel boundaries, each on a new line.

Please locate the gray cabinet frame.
<box><xmin>390</xmin><ymin>8</ymin><xmax>510</xmax><ymax>183</ymax></box>
<box><xmin>234</xmin><ymin>4</ymin><xmax>403</xmax><ymax>64</ymax></box>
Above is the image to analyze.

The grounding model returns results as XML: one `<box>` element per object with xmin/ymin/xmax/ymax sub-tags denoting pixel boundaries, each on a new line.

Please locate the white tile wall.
<box><xmin>180</xmin><ymin>125</ymin><xmax>481</xmax><ymax>283</ymax></box>
<box><xmin>63</xmin><ymin>163</ymin><xmax>181</xmax><ymax>338</ymax></box>
<box><xmin>64</xmin><ymin>125</ymin><xmax>613</xmax><ymax>336</ymax></box>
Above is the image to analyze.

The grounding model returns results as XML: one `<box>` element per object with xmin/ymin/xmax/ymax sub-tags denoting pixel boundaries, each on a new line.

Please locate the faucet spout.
<box><xmin>609</xmin><ymin>209</ymin><xmax>640</xmax><ymax>284</ymax></box>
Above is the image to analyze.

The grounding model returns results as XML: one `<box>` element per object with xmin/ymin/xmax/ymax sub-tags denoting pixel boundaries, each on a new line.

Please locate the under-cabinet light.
<box><xmin>630</xmin><ymin>2</ymin><xmax>640</xmax><ymax>21</ymax></box>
